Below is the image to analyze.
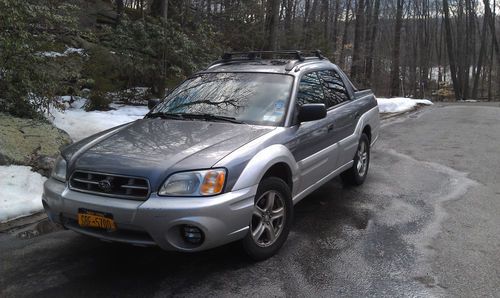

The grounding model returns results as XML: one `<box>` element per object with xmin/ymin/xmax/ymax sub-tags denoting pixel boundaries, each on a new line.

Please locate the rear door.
<box><xmin>292</xmin><ymin>72</ymin><xmax>336</xmax><ymax>192</ymax></box>
<box><xmin>317</xmin><ymin>69</ymin><xmax>358</xmax><ymax>169</ymax></box>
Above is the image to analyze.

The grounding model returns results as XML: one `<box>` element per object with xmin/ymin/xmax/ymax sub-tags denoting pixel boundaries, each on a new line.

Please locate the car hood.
<box><xmin>63</xmin><ymin>118</ymin><xmax>274</xmax><ymax>189</ymax></box>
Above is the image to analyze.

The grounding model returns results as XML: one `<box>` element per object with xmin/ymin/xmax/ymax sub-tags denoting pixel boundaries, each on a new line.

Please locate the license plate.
<box><xmin>77</xmin><ymin>209</ymin><xmax>116</xmax><ymax>231</ymax></box>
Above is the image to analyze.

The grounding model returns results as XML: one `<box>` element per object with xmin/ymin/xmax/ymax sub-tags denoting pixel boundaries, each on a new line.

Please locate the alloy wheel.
<box><xmin>251</xmin><ymin>190</ymin><xmax>286</xmax><ymax>247</ymax></box>
<box><xmin>356</xmin><ymin>141</ymin><xmax>368</xmax><ymax>176</ymax></box>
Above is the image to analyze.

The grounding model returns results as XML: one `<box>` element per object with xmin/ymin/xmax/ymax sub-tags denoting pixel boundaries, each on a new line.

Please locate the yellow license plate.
<box><xmin>78</xmin><ymin>210</ymin><xmax>116</xmax><ymax>231</ymax></box>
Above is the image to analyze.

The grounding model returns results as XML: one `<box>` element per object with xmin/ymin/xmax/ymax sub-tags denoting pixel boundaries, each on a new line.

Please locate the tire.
<box><xmin>242</xmin><ymin>177</ymin><xmax>293</xmax><ymax>261</ymax></box>
<box><xmin>341</xmin><ymin>133</ymin><xmax>370</xmax><ymax>186</ymax></box>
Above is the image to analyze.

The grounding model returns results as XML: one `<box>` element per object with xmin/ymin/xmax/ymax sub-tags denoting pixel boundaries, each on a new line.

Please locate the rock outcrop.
<box><xmin>0</xmin><ymin>113</ymin><xmax>72</xmax><ymax>176</ymax></box>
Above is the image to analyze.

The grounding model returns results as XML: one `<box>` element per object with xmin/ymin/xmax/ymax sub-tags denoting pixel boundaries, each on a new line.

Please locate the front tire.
<box><xmin>242</xmin><ymin>177</ymin><xmax>293</xmax><ymax>261</ymax></box>
<box><xmin>341</xmin><ymin>133</ymin><xmax>370</xmax><ymax>186</ymax></box>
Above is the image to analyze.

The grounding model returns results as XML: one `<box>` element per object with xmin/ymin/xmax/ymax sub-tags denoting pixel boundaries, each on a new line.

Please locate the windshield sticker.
<box><xmin>263</xmin><ymin>101</ymin><xmax>285</xmax><ymax>122</ymax></box>
<box><xmin>274</xmin><ymin>100</ymin><xmax>285</xmax><ymax>112</ymax></box>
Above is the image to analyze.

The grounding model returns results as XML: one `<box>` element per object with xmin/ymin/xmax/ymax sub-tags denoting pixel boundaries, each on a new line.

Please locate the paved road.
<box><xmin>1</xmin><ymin>103</ymin><xmax>499</xmax><ymax>297</ymax></box>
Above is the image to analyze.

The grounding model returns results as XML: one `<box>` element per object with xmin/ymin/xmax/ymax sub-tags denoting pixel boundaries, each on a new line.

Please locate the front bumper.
<box><xmin>42</xmin><ymin>178</ymin><xmax>257</xmax><ymax>251</ymax></box>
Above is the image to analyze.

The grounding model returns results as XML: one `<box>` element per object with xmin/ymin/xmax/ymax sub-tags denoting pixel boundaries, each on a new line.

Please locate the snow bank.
<box><xmin>376</xmin><ymin>97</ymin><xmax>433</xmax><ymax>114</ymax></box>
<box><xmin>0</xmin><ymin>166</ymin><xmax>47</xmax><ymax>223</ymax></box>
<box><xmin>48</xmin><ymin>97</ymin><xmax>149</xmax><ymax>141</ymax></box>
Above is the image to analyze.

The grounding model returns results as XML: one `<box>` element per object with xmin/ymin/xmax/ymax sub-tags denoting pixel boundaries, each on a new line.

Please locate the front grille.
<box><xmin>69</xmin><ymin>170</ymin><xmax>150</xmax><ymax>200</ymax></box>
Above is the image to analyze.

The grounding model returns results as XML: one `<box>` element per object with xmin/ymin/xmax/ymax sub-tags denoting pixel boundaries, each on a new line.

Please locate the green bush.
<box><xmin>82</xmin><ymin>47</ymin><xmax>121</xmax><ymax>111</ymax></box>
<box><xmin>103</xmin><ymin>16</ymin><xmax>221</xmax><ymax>98</ymax></box>
<box><xmin>0</xmin><ymin>0</ymin><xmax>79</xmax><ymax>118</ymax></box>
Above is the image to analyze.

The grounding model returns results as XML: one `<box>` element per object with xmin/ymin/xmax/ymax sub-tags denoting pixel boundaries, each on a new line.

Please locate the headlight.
<box><xmin>159</xmin><ymin>169</ymin><xmax>226</xmax><ymax>196</ymax></box>
<box><xmin>51</xmin><ymin>155</ymin><xmax>67</xmax><ymax>182</ymax></box>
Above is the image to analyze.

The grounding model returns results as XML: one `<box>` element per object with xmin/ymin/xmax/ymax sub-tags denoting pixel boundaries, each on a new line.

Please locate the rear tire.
<box><xmin>242</xmin><ymin>177</ymin><xmax>293</xmax><ymax>261</ymax></box>
<box><xmin>341</xmin><ymin>133</ymin><xmax>370</xmax><ymax>186</ymax></box>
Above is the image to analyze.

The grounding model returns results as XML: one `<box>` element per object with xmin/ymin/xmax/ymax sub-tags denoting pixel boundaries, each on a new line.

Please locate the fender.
<box><xmin>338</xmin><ymin>105</ymin><xmax>380</xmax><ymax>164</ymax></box>
<box><xmin>229</xmin><ymin>144</ymin><xmax>299</xmax><ymax>193</ymax></box>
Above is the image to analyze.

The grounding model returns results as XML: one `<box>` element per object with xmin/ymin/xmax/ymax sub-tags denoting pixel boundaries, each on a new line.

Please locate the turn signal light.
<box><xmin>200</xmin><ymin>170</ymin><xmax>225</xmax><ymax>195</ymax></box>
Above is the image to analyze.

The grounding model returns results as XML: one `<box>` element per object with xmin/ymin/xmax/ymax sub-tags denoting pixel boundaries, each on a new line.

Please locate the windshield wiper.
<box><xmin>146</xmin><ymin>112</ymin><xmax>185</xmax><ymax>120</ymax></box>
<box><xmin>180</xmin><ymin>113</ymin><xmax>245</xmax><ymax>124</ymax></box>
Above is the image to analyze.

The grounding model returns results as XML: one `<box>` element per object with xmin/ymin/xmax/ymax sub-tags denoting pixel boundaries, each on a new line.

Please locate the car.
<box><xmin>43</xmin><ymin>50</ymin><xmax>380</xmax><ymax>260</ymax></box>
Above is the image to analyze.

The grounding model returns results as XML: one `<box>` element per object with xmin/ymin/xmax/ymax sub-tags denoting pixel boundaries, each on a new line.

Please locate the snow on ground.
<box><xmin>37</xmin><ymin>47</ymin><xmax>86</xmax><ymax>58</ymax></box>
<box><xmin>377</xmin><ymin>97</ymin><xmax>433</xmax><ymax>114</ymax></box>
<box><xmin>48</xmin><ymin>97</ymin><xmax>149</xmax><ymax>141</ymax></box>
<box><xmin>0</xmin><ymin>166</ymin><xmax>47</xmax><ymax>223</ymax></box>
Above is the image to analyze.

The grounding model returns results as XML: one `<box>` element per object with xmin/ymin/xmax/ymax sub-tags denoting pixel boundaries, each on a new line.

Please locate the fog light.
<box><xmin>181</xmin><ymin>225</ymin><xmax>204</xmax><ymax>245</ymax></box>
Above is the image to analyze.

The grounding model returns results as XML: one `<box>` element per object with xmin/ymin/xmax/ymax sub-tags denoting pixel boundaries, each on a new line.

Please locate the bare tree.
<box><xmin>265</xmin><ymin>0</ymin><xmax>281</xmax><ymax>51</ymax></box>
<box><xmin>443</xmin><ymin>0</ymin><xmax>462</xmax><ymax>100</ymax></box>
<box><xmin>390</xmin><ymin>0</ymin><xmax>404</xmax><ymax>97</ymax></box>
<box><xmin>365</xmin><ymin>0</ymin><xmax>380</xmax><ymax>85</ymax></box>
<box><xmin>350</xmin><ymin>0</ymin><xmax>366</xmax><ymax>86</ymax></box>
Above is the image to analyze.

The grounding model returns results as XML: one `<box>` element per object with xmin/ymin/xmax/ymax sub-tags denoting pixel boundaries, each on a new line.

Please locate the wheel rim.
<box><xmin>250</xmin><ymin>190</ymin><xmax>286</xmax><ymax>247</ymax></box>
<box><xmin>356</xmin><ymin>141</ymin><xmax>368</xmax><ymax>176</ymax></box>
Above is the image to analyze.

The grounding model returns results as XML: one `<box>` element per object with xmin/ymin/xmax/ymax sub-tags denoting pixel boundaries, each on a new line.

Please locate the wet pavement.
<box><xmin>1</xmin><ymin>103</ymin><xmax>499</xmax><ymax>297</ymax></box>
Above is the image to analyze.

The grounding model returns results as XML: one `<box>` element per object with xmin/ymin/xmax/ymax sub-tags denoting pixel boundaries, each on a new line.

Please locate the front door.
<box><xmin>317</xmin><ymin>69</ymin><xmax>357</xmax><ymax>169</ymax></box>
<box><xmin>291</xmin><ymin>72</ymin><xmax>336</xmax><ymax>193</ymax></box>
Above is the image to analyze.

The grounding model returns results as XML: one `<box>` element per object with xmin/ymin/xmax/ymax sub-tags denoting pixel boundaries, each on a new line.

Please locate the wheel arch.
<box><xmin>262</xmin><ymin>162</ymin><xmax>293</xmax><ymax>191</ymax></box>
<box><xmin>230</xmin><ymin>144</ymin><xmax>298</xmax><ymax>193</ymax></box>
<box><xmin>362</xmin><ymin>125</ymin><xmax>372</xmax><ymax>143</ymax></box>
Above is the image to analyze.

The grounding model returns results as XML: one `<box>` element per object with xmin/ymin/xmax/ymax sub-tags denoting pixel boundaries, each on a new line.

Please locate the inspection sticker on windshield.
<box><xmin>274</xmin><ymin>100</ymin><xmax>285</xmax><ymax>112</ymax></box>
<box><xmin>262</xmin><ymin>100</ymin><xmax>285</xmax><ymax>122</ymax></box>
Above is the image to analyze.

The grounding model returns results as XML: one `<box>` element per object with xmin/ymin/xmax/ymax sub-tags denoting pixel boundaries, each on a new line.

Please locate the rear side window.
<box><xmin>296</xmin><ymin>72</ymin><xmax>325</xmax><ymax>106</ymax></box>
<box><xmin>317</xmin><ymin>70</ymin><xmax>350</xmax><ymax>108</ymax></box>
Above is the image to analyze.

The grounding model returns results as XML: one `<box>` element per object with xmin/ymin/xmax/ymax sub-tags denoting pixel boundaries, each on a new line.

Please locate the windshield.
<box><xmin>151</xmin><ymin>72</ymin><xmax>293</xmax><ymax>126</ymax></box>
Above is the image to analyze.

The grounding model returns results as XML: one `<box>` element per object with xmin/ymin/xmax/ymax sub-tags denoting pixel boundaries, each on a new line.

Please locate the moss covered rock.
<box><xmin>0</xmin><ymin>113</ymin><xmax>72</xmax><ymax>175</ymax></box>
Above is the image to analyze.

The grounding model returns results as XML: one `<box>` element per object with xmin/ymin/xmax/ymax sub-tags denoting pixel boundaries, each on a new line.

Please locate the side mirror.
<box><xmin>148</xmin><ymin>98</ymin><xmax>160</xmax><ymax>110</ymax></box>
<box><xmin>298</xmin><ymin>104</ymin><xmax>327</xmax><ymax>123</ymax></box>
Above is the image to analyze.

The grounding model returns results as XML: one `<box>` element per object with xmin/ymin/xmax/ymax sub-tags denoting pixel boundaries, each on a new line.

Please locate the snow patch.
<box><xmin>0</xmin><ymin>166</ymin><xmax>47</xmax><ymax>223</ymax></box>
<box><xmin>377</xmin><ymin>97</ymin><xmax>433</xmax><ymax>114</ymax></box>
<box><xmin>48</xmin><ymin>97</ymin><xmax>149</xmax><ymax>141</ymax></box>
<box><xmin>37</xmin><ymin>47</ymin><xmax>86</xmax><ymax>58</ymax></box>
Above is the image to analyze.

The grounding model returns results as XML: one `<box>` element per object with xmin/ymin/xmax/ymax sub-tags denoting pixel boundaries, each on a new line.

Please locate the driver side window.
<box><xmin>296</xmin><ymin>72</ymin><xmax>325</xmax><ymax>107</ymax></box>
<box><xmin>317</xmin><ymin>69</ymin><xmax>350</xmax><ymax>108</ymax></box>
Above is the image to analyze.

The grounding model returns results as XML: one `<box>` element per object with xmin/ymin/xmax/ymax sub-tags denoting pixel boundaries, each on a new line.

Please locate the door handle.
<box><xmin>354</xmin><ymin>112</ymin><xmax>360</xmax><ymax>119</ymax></box>
<box><xmin>327</xmin><ymin>123</ymin><xmax>334</xmax><ymax>132</ymax></box>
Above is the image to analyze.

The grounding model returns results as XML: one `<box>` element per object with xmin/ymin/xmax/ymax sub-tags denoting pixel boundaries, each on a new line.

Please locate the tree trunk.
<box><xmin>331</xmin><ymin>0</ymin><xmax>341</xmax><ymax>56</ymax></box>
<box><xmin>443</xmin><ymin>0</ymin><xmax>462</xmax><ymax>100</ymax></box>
<box><xmin>483</xmin><ymin>0</ymin><xmax>500</xmax><ymax>68</ymax></box>
<box><xmin>265</xmin><ymin>0</ymin><xmax>280</xmax><ymax>51</ymax></box>
<box><xmin>472</xmin><ymin>7</ymin><xmax>487</xmax><ymax>100</ymax></box>
<box><xmin>284</xmin><ymin>0</ymin><xmax>293</xmax><ymax>33</ymax></box>
<box><xmin>340</xmin><ymin>0</ymin><xmax>352</xmax><ymax>69</ymax></box>
<box><xmin>322</xmin><ymin>0</ymin><xmax>330</xmax><ymax>48</ymax></box>
<box><xmin>303</xmin><ymin>0</ymin><xmax>311</xmax><ymax>47</ymax></box>
<box><xmin>350</xmin><ymin>0</ymin><xmax>366</xmax><ymax>86</ymax></box>
<box><xmin>365</xmin><ymin>0</ymin><xmax>380</xmax><ymax>86</ymax></box>
<box><xmin>390</xmin><ymin>0</ymin><xmax>404</xmax><ymax>97</ymax></box>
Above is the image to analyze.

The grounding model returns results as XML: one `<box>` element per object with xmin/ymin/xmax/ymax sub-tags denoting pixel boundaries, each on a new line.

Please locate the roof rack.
<box><xmin>208</xmin><ymin>50</ymin><xmax>327</xmax><ymax>70</ymax></box>
<box><xmin>222</xmin><ymin>50</ymin><xmax>306</xmax><ymax>61</ymax></box>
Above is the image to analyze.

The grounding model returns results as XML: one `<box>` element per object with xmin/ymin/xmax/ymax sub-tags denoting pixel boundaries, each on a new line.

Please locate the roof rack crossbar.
<box><xmin>208</xmin><ymin>57</ymin><xmax>260</xmax><ymax>68</ymax></box>
<box><xmin>208</xmin><ymin>50</ymin><xmax>328</xmax><ymax>70</ymax></box>
<box><xmin>222</xmin><ymin>50</ymin><xmax>306</xmax><ymax>61</ymax></box>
